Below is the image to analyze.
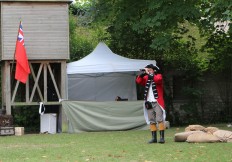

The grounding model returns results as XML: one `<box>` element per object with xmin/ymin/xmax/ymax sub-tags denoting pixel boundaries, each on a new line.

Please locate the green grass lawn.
<box><xmin>0</xmin><ymin>124</ymin><xmax>231</xmax><ymax>162</ymax></box>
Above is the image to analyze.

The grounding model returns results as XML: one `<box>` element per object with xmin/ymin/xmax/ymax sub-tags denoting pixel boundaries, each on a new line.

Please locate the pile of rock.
<box><xmin>174</xmin><ymin>125</ymin><xmax>232</xmax><ymax>143</ymax></box>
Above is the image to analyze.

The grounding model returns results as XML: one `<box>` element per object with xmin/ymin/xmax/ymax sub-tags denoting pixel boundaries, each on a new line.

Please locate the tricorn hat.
<box><xmin>145</xmin><ymin>64</ymin><xmax>160</xmax><ymax>71</ymax></box>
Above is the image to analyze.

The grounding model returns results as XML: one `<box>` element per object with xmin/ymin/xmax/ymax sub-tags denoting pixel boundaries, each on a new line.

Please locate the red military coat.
<box><xmin>136</xmin><ymin>73</ymin><xmax>165</xmax><ymax>109</ymax></box>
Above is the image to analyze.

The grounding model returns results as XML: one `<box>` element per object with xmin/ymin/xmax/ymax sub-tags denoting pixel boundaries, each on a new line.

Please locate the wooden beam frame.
<box><xmin>1</xmin><ymin>60</ymin><xmax>67</xmax><ymax>115</ymax></box>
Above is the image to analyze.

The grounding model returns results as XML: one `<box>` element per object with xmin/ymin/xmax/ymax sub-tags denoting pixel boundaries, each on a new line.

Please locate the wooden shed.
<box><xmin>0</xmin><ymin>0</ymin><xmax>72</xmax><ymax>131</ymax></box>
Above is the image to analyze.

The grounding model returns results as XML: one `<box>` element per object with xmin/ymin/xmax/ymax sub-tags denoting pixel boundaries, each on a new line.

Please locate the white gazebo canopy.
<box><xmin>67</xmin><ymin>42</ymin><xmax>156</xmax><ymax>101</ymax></box>
<box><xmin>67</xmin><ymin>42</ymin><xmax>156</xmax><ymax>74</ymax></box>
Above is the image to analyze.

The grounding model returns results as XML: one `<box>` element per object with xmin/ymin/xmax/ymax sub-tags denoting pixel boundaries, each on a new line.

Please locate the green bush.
<box><xmin>12</xmin><ymin>106</ymin><xmax>40</xmax><ymax>133</ymax></box>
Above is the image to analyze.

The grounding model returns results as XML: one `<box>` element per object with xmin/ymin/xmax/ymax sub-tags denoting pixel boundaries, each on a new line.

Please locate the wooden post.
<box><xmin>61</xmin><ymin>61</ymin><xmax>68</xmax><ymax>132</ymax></box>
<box><xmin>44</xmin><ymin>63</ymin><xmax>48</xmax><ymax>102</ymax></box>
<box><xmin>5</xmin><ymin>61</ymin><xmax>11</xmax><ymax>115</ymax></box>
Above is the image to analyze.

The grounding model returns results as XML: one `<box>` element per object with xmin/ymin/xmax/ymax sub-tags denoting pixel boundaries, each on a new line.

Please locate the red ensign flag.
<box><xmin>15</xmin><ymin>21</ymin><xmax>30</xmax><ymax>84</ymax></box>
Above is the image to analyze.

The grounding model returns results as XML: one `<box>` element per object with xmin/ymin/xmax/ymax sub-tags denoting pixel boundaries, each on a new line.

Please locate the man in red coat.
<box><xmin>136</xmin><ymin>64</ymin><xmax>166</xmax><ymax>144</ymax></box>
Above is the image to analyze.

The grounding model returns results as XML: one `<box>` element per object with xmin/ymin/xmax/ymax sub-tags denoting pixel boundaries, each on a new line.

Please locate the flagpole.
<box><xmin>11</xmin><ymin>20</ymin><xmax>21</xmax><ymax>85</ymax></box>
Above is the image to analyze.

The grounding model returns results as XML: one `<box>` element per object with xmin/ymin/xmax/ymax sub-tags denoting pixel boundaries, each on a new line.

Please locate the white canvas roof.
<box><xmin>67</xmin><ymin>42</ymin><xmax>156</xmax><ymax>74</ymax></box>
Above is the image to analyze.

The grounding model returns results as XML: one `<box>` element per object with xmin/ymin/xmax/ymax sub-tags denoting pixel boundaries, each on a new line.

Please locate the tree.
<box><xmin>92</xmin><ymin>0</ymin><xmax>209</xmax><ymax>123</ymax></box>
<box><xmin>69</xmin><ymin>1</ymin><xmax>110</xmax><ymax>62</ymax></box>
<box><xmin>199</xmin><ymin>0</ymin><xmax>232</xmax><ymax>122</ymax></box>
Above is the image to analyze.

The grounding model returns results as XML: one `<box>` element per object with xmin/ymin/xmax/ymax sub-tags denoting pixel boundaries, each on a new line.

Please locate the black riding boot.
<box><xmin>148</xmin><ymin>131</ymin><xmax>157</xmax><ymax>144</ymax></box>
<box><xmin>159</xmin><ymin>130</ymin><xmax>165</xmax><ymax>144</ymax></box>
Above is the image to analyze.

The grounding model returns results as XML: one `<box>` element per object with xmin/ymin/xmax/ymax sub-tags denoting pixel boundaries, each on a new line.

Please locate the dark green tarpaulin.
<box><xmin>62</xmin><ymin>100</ymin><xmax>148</xmax><ymax>133</ymax></box>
